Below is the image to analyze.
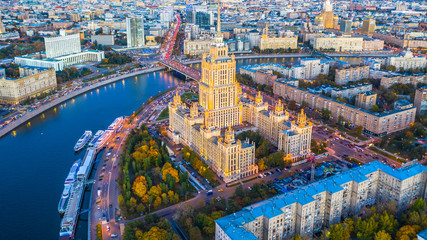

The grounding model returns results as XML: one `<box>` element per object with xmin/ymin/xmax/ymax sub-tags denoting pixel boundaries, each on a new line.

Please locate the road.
<box><xmin>89</xmin><ymin>120</ymin><xmax>136</xmax><ymax>240</ymax></box>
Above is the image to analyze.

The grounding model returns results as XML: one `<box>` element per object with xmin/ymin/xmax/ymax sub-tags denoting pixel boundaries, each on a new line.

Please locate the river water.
<box><xmin>0</xmin><ymin>57</ymin><xmax>362</xmax><ymax>239</ymax></box>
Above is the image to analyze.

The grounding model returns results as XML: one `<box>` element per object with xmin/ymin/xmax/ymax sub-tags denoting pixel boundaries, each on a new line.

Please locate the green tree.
<box><xmin>321</xmin><ymin>108</ymin><xmax>332</xmax><ymax>121</ymax></box>
<box><xmin>329</xmin><ymin>223</ymin><xmax>350</xmax><ymax>240</ymax></box>
<box><xmin>355</xmin><ymin>217</ymin><xmax>378</xmax><ymax>240</ymax></box>
<box><xmin>374</xmin><ymin>230</ymin><xmax>391</xmax><ymax>240</ymax></box>
<box><xmin>370</xmin><ymin>104</ymin><xmax>380</xmax><ymax>113</ymax></box>
<box><xmin>378</xmin><ymin>211</ymin><xmax>399</xmax><ymax>234</ymax></box>
<box><xmin>189</xmin><ymin>226</ymin><xmax>202</xmax><ymax>240</ymax></box>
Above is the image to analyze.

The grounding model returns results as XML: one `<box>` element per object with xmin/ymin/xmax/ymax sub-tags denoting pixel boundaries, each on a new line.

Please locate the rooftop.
<box><xmin>216</xmin><ymin>161</ymin><xmax>427</xmax><ymax>239</ymax></box>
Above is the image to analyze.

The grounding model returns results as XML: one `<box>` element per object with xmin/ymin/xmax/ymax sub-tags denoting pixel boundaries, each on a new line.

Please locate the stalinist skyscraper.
<box><xmin>199</xmin><ymin>6</ymin><xmax>242</xmax><ymax>129</ymax></box>
<box><xmin>315</xmin><ymin>0</ymin><xmax>339</xmax><ymax>29</ymax></box>
<box><xmin>169</xmin><ymin>5</ymin><xmax>258</xmax><ymax>183</ymax></box>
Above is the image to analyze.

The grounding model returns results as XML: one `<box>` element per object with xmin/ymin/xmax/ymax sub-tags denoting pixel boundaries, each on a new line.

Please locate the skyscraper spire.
<box><xmin>217</xmin><ymin>1</ymin><xmax>221</xmax><ymax>35</ymax></box>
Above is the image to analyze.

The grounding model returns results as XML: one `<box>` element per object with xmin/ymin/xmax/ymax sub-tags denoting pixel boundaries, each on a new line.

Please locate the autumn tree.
<box><xmin>132</xmin><ymin>175</ymin><xmax>148</xmax><ymax>199</ymax></box>
<box><xmin>374</xmin><ymin>230</ymin><xmax>391</xmax><ymax>240</ymax></box>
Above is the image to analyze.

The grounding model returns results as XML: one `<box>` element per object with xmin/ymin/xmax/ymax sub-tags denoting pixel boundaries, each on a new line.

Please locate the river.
<box><xmin>0</xmin><ymin>57</ymin><xmax>363</xmax><ymax>239</ymax></box>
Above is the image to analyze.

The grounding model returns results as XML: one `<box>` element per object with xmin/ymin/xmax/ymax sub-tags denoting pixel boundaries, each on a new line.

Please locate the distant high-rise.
<box><xmin>315</xmin><ymin>0</ymin><xmax>339</xmax><ymax>29</ymax></box>
<box><xmin>340</xmin><ymin>19</ymin><xmax>352</xmax><ymax>34</ymax></box>
<box><xmin>126</xmin><ymin>16</ymin><xmax>145</xmax><ymax>48</ymax></box>
<box><xmin>195</xmin><ymin>11</ymin><xmax>213</xmax><ymax>29</ymax></box>
<box><xmin>186</xmin><ymin>5</ymin><xmax>195</xmax><ymax>24</ymax></box>
<box><xmin>0</xmin><ymin>16</ymin><xmax>5</xmax><ymax>34</ymax></box>
<box><xmin>362</xmin><ymin>18</ymin><xmax>376</xmax><ymax>34</ymax></box>
<box><xmin>45</xmin><ymin>34</ymin><xmax>81</xmax><ymax>59</ymax></box>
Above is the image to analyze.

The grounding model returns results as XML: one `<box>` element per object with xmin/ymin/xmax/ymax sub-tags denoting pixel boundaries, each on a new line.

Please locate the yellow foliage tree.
<box><xmin>132</xmin><ymin>175</ymin><xmax>148</xmax><ymax>199</ymax></box>
<box><xmin>148</xmin><ymin>185</ymin><xmax>162</xmax><ymax>198</ymax></box>
<box><xmin>161</xmin><ymin>162</ymin><xmax>179</xmax><ymax>182</ymax></box>
<box><xmin>153</xmin><ymin>196</ymin><xmax>162</xmax><ymax>209</ymax></box>
<box><xmin>140</xmin><ymin>227</ymin><xmax>169</xmax><ymax>240</ymax></box>
<box><xmin>258</xmin><ymin>159</ymin><xmax>267</xmax><ymax>171</ymax></box>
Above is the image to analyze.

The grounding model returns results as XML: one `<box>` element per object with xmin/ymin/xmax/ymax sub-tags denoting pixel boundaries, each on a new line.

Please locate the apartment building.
<box><xmin>335</xmin><ymin>65</ymin><xmax>370</xmax><ymax>85</ymax></box>
<box><xmin>355</xmin><ymin>91</ymin><xmax>377</xmax><ymax>110</ymax></box>
<box><xmin>242</xmin><ymin>94</ymin><xmax>312</xmax><ymax>160</ymax></box>
<box><xmin>273</xmin><ymin>80</ymin><xmax>416</xmax><ymax>135</ymax></box>
<box><xmin>380</xmin><ymin>74</ymin><xmax>427</xmax><ymax>88</ymax></box>
<box><xmin>331</xmin><ymin>83</ymin><xmax>372</xmax><ymax>99</ymax></box>
<box><xmin>240</xmin><ymin>59</ymin><xmax>330</xmax><ymax>82</ymax></box>
<box><xmin>362</xmin><ymin>39</ymin><xmax>384</xmax><ymax>51</ymax></box>
<box><xmin>414</xmin><ymin>86</ymin><xmax>427</xmax><ymax>115</ymax></box>
<box><xmin>183</xmin><ymin>39</ymin><xmax>213</xmax><ymax>55</ymax></box>
<box><xmin>0</xmin><ymin>67</ymin><xmax>57</xmax><ymax>104</ymax></box>
<box><xmin>259</xmin><ymin>25</ymin><xmax>298</xmax><ymax>51</ymax></box>
<box><xmin>313</xmin><ymin>37</ymin><xmax>363</xmax><ymax>52</ymax></box>
<box><xmin>216</xmin><ymin>161</ymin><xmax>427</xmax><ymax>240</ymax></box>
<box><xmin>386</xmin><ymin>49</ymin><xmax>427</xmax><ymax>71</ymax></box>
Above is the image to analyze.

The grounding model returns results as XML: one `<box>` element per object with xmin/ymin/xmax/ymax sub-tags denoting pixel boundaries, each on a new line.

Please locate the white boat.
<box><xmin>73</xmin><ymin>131</ymin><xmax>92</xmax><ymax>152</ymax></box>
<box><xmin>64</xmin><ymin>160</ymin><xmax>80</xmax><ymax>185</ymax></box>
<box><xmin>89</xmin><ymin>130</ymin><xmax>104</xmax><ymax>147</ymax></box>
<box><xmin>95</xmin><ymin>130</ymin><xmax>112</xmax><ymax>149</ymax></box>
<box><xmin>58</xmin><ymin>184</ymin><xmax>72</xmax><ymax>214</ymax></box>
<box><xmin>108</xmin><ymin>117</ymin><xmax>124</xmax><ymax>133</ymax></box>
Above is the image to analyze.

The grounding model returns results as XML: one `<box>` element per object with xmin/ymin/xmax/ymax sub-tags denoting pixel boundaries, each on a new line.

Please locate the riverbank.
<box><xmin>0</xmin><ymin>66</ymin><xmax>165</xmax><ymax>139</ymax></box>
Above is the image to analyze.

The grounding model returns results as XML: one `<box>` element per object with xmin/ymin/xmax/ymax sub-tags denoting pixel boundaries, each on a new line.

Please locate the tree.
<box><xmin>189</xmin><ymin>226</ymin><xmax>202</xmax><ymax>240</ymax></box>
<box><xmin>370</xmin><ymin>104</ymin><xmax>380</xmax><ymax>113</ymax></box>
<box><xmin>258</xmin><ymin>159</ymin><xmax>268</xmax><ymax>171</ymax></box>
<box><xmin>153</xmin><ymin>196</ymin><xmax>162</xmax><ymax>209</ymax></box>
<box><xmin>329</xmin><ymin>223</ymin><xmax>350</xmax><ymax>240</ymax></box>
<box><xmin>161</xmin><ymin>193</ymin><xmax>169</xmax><ymax>205</ymax></box>
<box><xmin>378</xmin><ymin>211</ymin><xmax>398</xmax><ymax>234</ymax></box>
<box><xmin>321</xmin><ymin>108</ymin><xmax>332</xmax><ymax>121</ymax></box>
<box><xmin>374</xmin><ymin>230</ymin><xmax>391</xmax><ymax>240</ymax></box>
<box><xmin>395</xmin><ymin>225</ymin><xmax>421</xmax><ymax>240</ymax></box>
<box><xmin>409</xmin><ymin>198</ymin><xmax>425</xmax><ymax>214</ymax></box>
<box><xmin>355</xmin><ymin>217</ymin><xmax>378</xmax><ymax>240</ymax></box>
<box><xmin>132</xmin><ymin>175</ymin><xmax>148</xmax><ymax>198</ymax></box>
<box><xmin>289</xmin><ymin>100</ymin><xmax>298</xmax><ymax>111</ymax></box>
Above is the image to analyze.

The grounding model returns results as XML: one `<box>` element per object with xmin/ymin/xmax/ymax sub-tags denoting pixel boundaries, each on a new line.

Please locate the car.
<box><xmin>218</xmin><ymin>189</ymin><xmax>223</xmax><ymax>192</ymax></box>
<box><xmin>207</xmin><ymin>190</ymin><xmax>213</xmax><ymax>196</ymax></box>
<box><xmin>111</xmin><ymin>234</ymin><xmax>118</xmax><ymax>238</ymax></box>
<box><xmin>248</xmin><ymin>187</ymin><xmax>252</xmax><ymax>191</ymax></box>
<box><xmin>97</xmin><ymin>206</ymin><xmax>100</xmax><ymax>210</ymax></box>
<box><xmin>107</xmin><ymin>226</ymin><xmax>110</xmax><ymax>232</ymax></box>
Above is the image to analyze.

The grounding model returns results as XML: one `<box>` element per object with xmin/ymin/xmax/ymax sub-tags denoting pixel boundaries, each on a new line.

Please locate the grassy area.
<box><xmin>329</xmin><ymin>124</ymin><xmax>368</xmax><ymax>141</ymax></box>
<box><xmin>242</xmin><ymin>177</ymin><xmax>257</xmax><ymax>183</ymax></box>
<box><xmin>181</xmin><ymin>92</ymin><xmax>198</xmax><ymax>102</ymax></box>
<box><xmin>368</xmin><ymin>146</ymin><xmax>405</xmax><ymax>163</ymax></box>
<box><xmin>346</xmin><ymin>157</ymin><xmax>363</xmax><ymax>165</ymax></box>
<box><xmin>156</xmin><ymin>108</ymin><xmax>169</xmax><ymax>121</ymax></box>
<box><xmin>228</xmin><ymin>182</ymin><xmax>241</xmax><ymax>187</ymax></box>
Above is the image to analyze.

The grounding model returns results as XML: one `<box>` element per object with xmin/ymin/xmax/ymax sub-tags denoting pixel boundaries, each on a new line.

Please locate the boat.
<box><xmin>58</xmin><ymin>184</ymin><xmax>72</xmax><ymax>214</ymax></box>
<box><xmin>73</xmin><ymin>131</ymin><xmax>92</xmax><ymax>152</ymax></box>
<box><xmin>94</xmin><ymin>130</ymin><xmax>111</xmax><ymax>149</ymax></box>
<box><xmin>108</xmin><ymin>117</ymin><xmax>124</xmax><ymax>133</ymax></box>
<box><xmin>88</xmin><ymin>130</ymin><xmax>104</xmax><ymax>147</ymax></box>
<box><xmin>64</xmin><ymin>160</ymin><xmax>81</xmax><ymax>185</ymax></box>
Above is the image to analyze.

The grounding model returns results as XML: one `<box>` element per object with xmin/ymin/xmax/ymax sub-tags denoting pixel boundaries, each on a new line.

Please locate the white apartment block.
<box><xmin>313</xmin><ymin>37</ymin><xmax>364</xmax><ymax>52</ymax></box>
<box><xmin>386</xmin><ymin>49</ymin><xmax>427</xmax><ymax>71</ymax></box>
<box><xmin>216</xmin><ymin>161</ymin><xmax>427</xmax><ymax>240</ymax></box>
<box><xmin>331</xmin><ymin>83</ymin><xmax>373</xmax><ymax>99</ymax></box>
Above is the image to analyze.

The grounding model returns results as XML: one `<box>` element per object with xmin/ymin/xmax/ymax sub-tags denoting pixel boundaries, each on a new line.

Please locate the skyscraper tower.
<box><xmin>198</xmin><ymin>2</ymin><xmax>242</xmax><ymax>129</ymax></box>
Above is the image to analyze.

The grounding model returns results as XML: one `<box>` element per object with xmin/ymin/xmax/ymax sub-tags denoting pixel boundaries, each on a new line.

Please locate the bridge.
<box><xmin>159</xmin><ymin>14</ymin><xmax>201</xmax><ymax>81</ymax></box>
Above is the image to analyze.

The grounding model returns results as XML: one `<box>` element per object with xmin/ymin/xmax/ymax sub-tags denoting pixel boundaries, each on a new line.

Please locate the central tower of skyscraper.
<box><xmin>198</xmin><ymin>3</ymin><xmax>242</xmax><ymax>129</ymax></box>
